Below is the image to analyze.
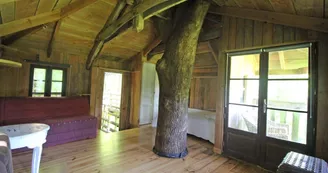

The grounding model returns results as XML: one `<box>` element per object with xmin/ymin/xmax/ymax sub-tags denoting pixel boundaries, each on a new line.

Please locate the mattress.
<box><xmin>188</xmin><ymin>108</ymin><xmax>216</xmax><ymax>143</ymax></box>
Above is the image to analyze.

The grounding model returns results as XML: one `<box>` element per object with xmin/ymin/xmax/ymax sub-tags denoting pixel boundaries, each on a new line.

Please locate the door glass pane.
<box><xmin>228</xmin><ymin>104</ymin><xmax>258</xmax><ymax>133</ymax></box>
<box><xmin>51</xmin><ymin>82</ymin><xmax>62</xmax><ymax>93</ymax></box>
<box><xmin>266</xmin><ymin>109</ymin><xmax>307</xmax><ymax>144</ymax></box>
<box><xmin>52</xmin><ymin>69</ymin><xmax>63</xmax><ymax>81</ymax></box>
<box><xmin>229</xmin><ymin>80</ymin><xmax>259</xmax><ymax>106</ymax></box>
<box><xmin>230</xmin><ymin>54</ymin><xmax>260</xmax><ymax>79</ymax></box>
<box><xmin>267</xmin><ymin>80</ymin><xmax>308</xmax><ymax>111</ymax></box>
<box><xmin>268</xmin><ymin>48</ymin><xmax>309</xmax><ymax>79</ymax></box>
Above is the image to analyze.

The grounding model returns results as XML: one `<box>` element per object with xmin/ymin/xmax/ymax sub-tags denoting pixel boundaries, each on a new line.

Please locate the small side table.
<box><xmin>0</xmin><ymin>123</ymin><xmax>50</xmax><ymax>173</ymax></box>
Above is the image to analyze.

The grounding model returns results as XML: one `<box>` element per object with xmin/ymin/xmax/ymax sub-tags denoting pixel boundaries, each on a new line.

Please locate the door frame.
<box><xmin>223</xmin><ymin>42</ymin><xmax>318</xmax><ymax>170</ymax></box>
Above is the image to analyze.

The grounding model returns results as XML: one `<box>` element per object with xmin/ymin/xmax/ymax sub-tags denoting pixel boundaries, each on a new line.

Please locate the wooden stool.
<box><xmin>277</xmin><ymin>151</ymin><xmax>328</xmax><ymax>173</ymax></box>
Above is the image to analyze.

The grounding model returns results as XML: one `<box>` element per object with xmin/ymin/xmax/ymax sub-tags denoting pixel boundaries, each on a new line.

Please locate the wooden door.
<box><xmin>224</xmin><ymin>43</ymin><xmax>317</xmax><ymax>170</ymax></box>
<box><xmin>139</xmin><ymin>62</ymin><xmax>156</xmax><ymax>125</ymax></box>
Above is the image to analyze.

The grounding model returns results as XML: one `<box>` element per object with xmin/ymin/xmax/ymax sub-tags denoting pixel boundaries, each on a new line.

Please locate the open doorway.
<box><xmin>101</xmin><ymin>72</ymin><xmax>123</xmax><ymax>133</ymax></box>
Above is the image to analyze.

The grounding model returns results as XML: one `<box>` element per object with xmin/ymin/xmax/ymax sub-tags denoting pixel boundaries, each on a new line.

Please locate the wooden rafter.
<box><xmin>0</xmin><ymin>0</ymin><xmax>23</xmax><ymax>5</ymax></box>
<box><xmin>209</xmin><ymin>6</ymin><xmax>328</xmax><ymax>33</ymax></box>
<box><xmin>98</xmin><ymin>0</ymin><xmax>188</xmax><ymax>40</ymax></box>
<box><xmin>86</xmin><ymin>0</ymin><xmax>127</xmax><ymax>70</ymax></box>
<box><xmin>208</xmin><ymin>40</ymin><xmax>219</xmax><ymax>64</ymax></box>
<box><xmin>86</xmin><ymin>0</ymin><xmax>188</xmax><ymax>69</ymax></box>
<box><xmin>47</xmin><ymin>21</ymin><xmax>61</xmax><ymax>58</ymax></box>
<box><xmin>144</xmin><ymin>37</ymin><xmax>162</xmax><ymax>59</ymax></box>
<box><xmin>3</xmin><ymin>25</ymin><xmax>46</xmax><ymax>45</ymax></box>
<box><xmin>0</xmin><ymin>0</ymin><xmax>98</xmax><ymax>37</ymax></box>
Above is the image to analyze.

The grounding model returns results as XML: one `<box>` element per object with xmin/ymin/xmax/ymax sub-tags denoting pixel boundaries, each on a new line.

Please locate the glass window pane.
<box><xmin>51</xmin><ymin>94</ymin><xmax>62</xmax><ymax>97</ymax></box>
<box><xmin>32</xmin><ymin>81</ymin><xmax>45</xmax><ymax>92</ymax></box>
<box><xmin>52</xmin><ymin>69</ymin><xmax>63</xmax><ymax>81</ymax></box>
<box><xmin>268</xmin><ymin>48</ymin><xmax>309</xmax><ymax>79</ymax></box>
<box><xmin>33</xmin><ymin>68</ymin><xmax>46</xmax><ymax>80</ymax></box>
<box><xmin>51</xmin><ymin>82</ymin><xmax>62</xmax><ymax>93</ymax></box>
<box><xmin>228</xmin><ymin>104</ymin><xmax>258</xmax><ymax>133</ymax></box>
<box><xmin>268</xmin><ymin>81</ymin><xmax>308</xmax><ymax>111</ymax></box>
<box><xmin>230</xmin><ymin>54</ymin><xmax>260</xmax><ymax>79</ymax></box>
<box><xmin>229</xmin><ymin>80</ymin><xmax>259</xmax><ymax>106</ymax></box>
<box><xmin>266</xmin><ymin>109</ymin><xmax>307</xmax><ymax>144</ymax></box>
<box><xmin>32</xmin><ymin>94</ymin><xmax>44</xmax><ymax>97</ymax></box>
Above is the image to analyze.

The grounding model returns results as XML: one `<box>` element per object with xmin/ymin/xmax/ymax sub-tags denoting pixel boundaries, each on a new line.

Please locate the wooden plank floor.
<box><xmin>12</xmin><ymin>126</ymin><xmax>271</xmax><ymax>173</ymax></box>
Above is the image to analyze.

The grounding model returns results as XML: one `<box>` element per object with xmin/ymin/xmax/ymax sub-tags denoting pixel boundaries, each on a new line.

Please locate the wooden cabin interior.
<box><xmin>0</xmin><ymin>0</ymin><xmax>328</xmax><ymax>172</ymax></box>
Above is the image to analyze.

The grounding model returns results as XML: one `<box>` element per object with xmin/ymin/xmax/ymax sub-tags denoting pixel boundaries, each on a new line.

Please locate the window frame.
<box><xmin>29</xmin><ymin>64</ymin><xmax>67</xmax><ymax>97</ymax></box>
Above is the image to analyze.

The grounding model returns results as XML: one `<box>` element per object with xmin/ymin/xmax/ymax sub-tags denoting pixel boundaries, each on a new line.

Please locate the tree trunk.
<box><xmin>153</xmin><ymin>0</ymin><xmax>210</xmax><ymax>158</ymax></box>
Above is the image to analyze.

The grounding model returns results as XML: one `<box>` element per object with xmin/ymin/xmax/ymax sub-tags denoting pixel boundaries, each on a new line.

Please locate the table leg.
<box><xmin>31</xmin><ymin>145</ymin><xmax>43</xmax><ymax>173</ymax></box>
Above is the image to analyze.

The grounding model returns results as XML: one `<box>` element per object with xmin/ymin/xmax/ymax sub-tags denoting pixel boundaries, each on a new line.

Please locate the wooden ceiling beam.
<box><xmin>208</xmin><ymin>6</ymin><xmax>328</xmax><ymax>33</ymax></box>
<box><xmin>0</xmin><ymin>0</ymin><xmax>23</xmax><ymax>5</ymax></box>
<box><xmin>86</xmin><ymin>0</ymin><xmax>127</xmax><ymax>70</ymax></box>
<box><xmin>86</xmin><ymin>0</ymin><xmax>188</xmax><ymax>69</ymax></box>
<box><xmin>2</xmin><ymin>25</ymin><xmax>46</xmax><ymax>45</ymax></box>
<box><xmin>99</xmin><ymin>0</ymin><xmax>188</xmax><ymax>41</ymax></box>
<box><xmin>0</xmin><ymin>0</ymin><xmax>98</xmax><ymax>37</ymax></box>
<box><xmin>144</xmin><ymin>37</ymin><xmax>162</xmax><ymax>61</ymax></box>
<box><xmin>47</xmin><ymin>21</ymin><xmax>61</xmax><ymax>58</ymax></box>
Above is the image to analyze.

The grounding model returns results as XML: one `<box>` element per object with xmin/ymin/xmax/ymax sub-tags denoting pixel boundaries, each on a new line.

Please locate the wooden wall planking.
<box><xmin>214</xmin><ymin>15</ymin><xmax>328</xmax><ymax>162</ymax></box>
<box><xmin>189</xmin><ymin>51</ymin><xmax>218</xmax><ymax>111</ymax></box>
<box><xmin>0</xmin><ymin>43</ymin><xmax>133</xmax><ymax>129</ymax></box>
<box><xmin>189</xmin><ymin>77</ymin><xmax>217</xmax><ymax>111</ymax></box>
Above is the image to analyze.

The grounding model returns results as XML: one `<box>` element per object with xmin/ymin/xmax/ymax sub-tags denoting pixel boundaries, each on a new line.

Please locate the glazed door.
<box><xmin>224</xmin><ymin>43</ymin><xmax>316</xmax><ymax>170</ymax></box>
<box><xmin>260</xmin><ymin>45</ymin><xmax>316</xmax><ymax>170</ymax></box>
<box><xmin>224</xmin><ymin>51</ymin><xmax>262</xmax><ymax>164</ymax></box>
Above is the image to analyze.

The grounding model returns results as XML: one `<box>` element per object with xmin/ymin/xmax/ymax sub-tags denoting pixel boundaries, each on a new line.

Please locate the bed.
<box><xmin>188</xmin><ymin>108</ymin><xmax>216</xmax><ymax>143</ymax></box>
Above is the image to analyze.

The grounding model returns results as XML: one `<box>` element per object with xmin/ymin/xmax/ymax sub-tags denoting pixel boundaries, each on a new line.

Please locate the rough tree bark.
<box><xmin>154</xmin><ymin>0</ymin><xmax>210</xmax><ymax>158</ymax></box>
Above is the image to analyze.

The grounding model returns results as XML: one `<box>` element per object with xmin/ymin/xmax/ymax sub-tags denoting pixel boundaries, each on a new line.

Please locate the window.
<box><xmin>29</xmin><ymin>65</ymin><xmax>67</xmax><ymax>97</ymax></box>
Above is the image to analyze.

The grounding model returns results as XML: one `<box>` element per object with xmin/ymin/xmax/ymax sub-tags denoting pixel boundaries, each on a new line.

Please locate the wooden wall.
<box><xmin>189</xmin><ymin>77</ymin><xmax>217</xmax><ymax>111</ymax></box>
<box><xmin>214</xmin><ymin>16</ymin><xmax>328</xmax><ymax>161</ymax></box>
<box><xmin>0</xmin><ymin>45</ymin><xmax>133</xmax><ymax>129</ymax></box>
<box><xmin>189</xmin><ymin>51</ymin><xmax>218</xmax><ymax>111</ymax></box>
<box><xmin>0</xmin><ymin>49</ymin><xmax>130</xmax><ymax>97</ymax></box>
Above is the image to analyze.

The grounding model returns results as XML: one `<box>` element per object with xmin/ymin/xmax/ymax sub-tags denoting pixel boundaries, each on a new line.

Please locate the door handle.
<box><xmin>263</xmin><ymin>99</ymin><xmax>267</xmax><ymax>114</ymax></box>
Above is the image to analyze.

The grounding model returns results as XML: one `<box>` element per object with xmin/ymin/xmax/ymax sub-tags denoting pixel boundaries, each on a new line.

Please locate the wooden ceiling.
<box><xmin>0</xmin><ymin>0</ymin><xmax>326</xmax><ymax>63</ymax></box>
<box><xmin>0</xmin><ymin>0</ymin><xmax>156</xmax><ymax>60</ymax></box>
<box><xmin>213</xmin><ymin>0</ymin><xmax>326</xmax><ymax>18</ymax></box>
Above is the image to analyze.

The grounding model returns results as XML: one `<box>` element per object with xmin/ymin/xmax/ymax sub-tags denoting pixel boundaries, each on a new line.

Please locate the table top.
<box><xmin>0</xmin><ymin>123</ymin><xmax>50</xmax><ymax>137</ymax></box>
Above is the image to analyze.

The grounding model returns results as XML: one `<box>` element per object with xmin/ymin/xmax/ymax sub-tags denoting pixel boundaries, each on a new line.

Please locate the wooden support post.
<box><xmin>0</xmin><ymin>12</ymin><xmax>3</xmax><ymax>58</ymax></box>
<box><xmin>47</xmin><ymin>21</ymin><xmax>61</xmax><ymax>58</ymax></box>
<box><xmin>130</xmin><ymin>53</ymin><xmax>142</xmax><ymax>128</ymax></box>
<box><xmin>154</xmin><ymin>0</ymin><xmax>209</xmax><ymax>158</ymax></box>
<box><xmin>213</xmin><ymin>16</ymin><xmax>229</xmax><ymax>154</ymax></box>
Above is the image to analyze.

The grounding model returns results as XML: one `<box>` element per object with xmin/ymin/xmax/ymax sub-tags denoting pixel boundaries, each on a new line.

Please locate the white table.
<box><xmin>0</xmin><ymin>123</ymin><xmax>50</xmax><ymax>173</ymax></box>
